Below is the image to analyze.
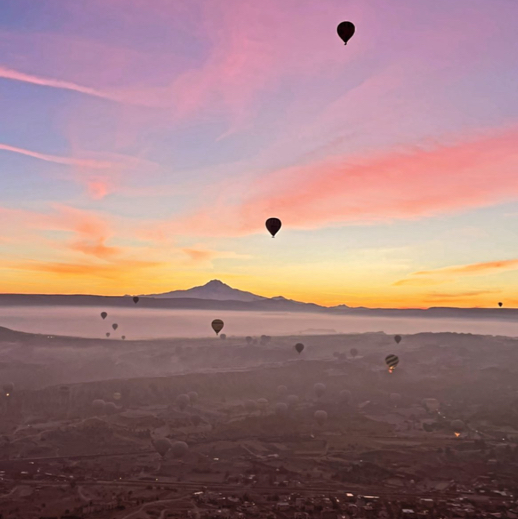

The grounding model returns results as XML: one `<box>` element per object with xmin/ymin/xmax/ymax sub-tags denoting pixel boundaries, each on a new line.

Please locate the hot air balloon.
<box><xmin>154</xmin><ymin>438</ymin><xmax>172</xmax><ymax>458</ymax></box>
<box><xmin>245</xmin><ymin>399</ymin><xmax>258</xmax><ymax>414</ymax></box>
<box><xmin>390</xmin><ymin>393</ymin><xmax>401</xmax><ymax>406</ymax></box>
<box><xmin>340</xmin><ymin>389</ymin><xmax>352</xmax><ymax>404</ymax></box>
<box><xmin>101</xmin><ymin>312</ymin><xmax>107</xmax><ymax>320</ymax></box>
<box><xmin>314</xmin><ymin>383</ymin><xmax>326</xmax><ymax>399</ymax></box>
<box><xmin>191</xmin><ymin>415</ymin><xmax>202</xmax><ymax>427</ymax></box>
<box><xmin>188</xmin><ymin>391</ymin><xmax>199</xmax><ymax>405</ymax></box>
<box><xmin>265</xmin><ymin>217</ymin><xmax>282</xmax><ymax>238</ymax></box>
<box><xmin>498</xmin><ymin>302</ymin><xmax>503</xmax><ymax>307</ymax></box>
<box><xmin>105</xmin><ymin>402</ymin><xmax>118</xmax><ymax>415</ymax></box>
<box><xmin>394</xmin><ymin>335</ymin><xmax>402</xmax><ymax>344</ymax></box>
<box><xmin>277</xmin><ymin>385</ymin><xmax>288</xmax><ymax>397</ymax></box>
<box><xmin>176</xmin><ymin>394</ymin><xmax>190</xmax><ymax>411</ymax></box>
<box><xmin>211</xmin><ymin>319</ymin><xmax>224</xmax><ymax>335</ymax></box>
<box><xmin>295</xmin><ymin>343</ymin><xmax>304</xmax><ymax>354</ymax></box>
<box><xmin>106</xmin><ymin>333</ymin><xmax>111</xmax><ymax>338</ymax></box>
<box><xmin>314</xmin><ymin>410</ymin><xmax>328</xmax><ymax>426</ymax></box>
<box><xmin>422</xmin><ymin>398</ymin><xmax>440</xmax><ymax>413</ymax></box>
<box><xmin>113</xmin><ymin>392</ymin><xmax>122</xmax><ymax>401</ymax></box>
<box><xmin>92</xmin><ymin>399</ymin><xmax>106</xmax><ymax>414</ymax></box>
<box><xmin>337</xmin><ymin>21</ymin><xmax>355</xmax><ymax>45</ymax></box>
<box><xmin>220</xmin><ymin>333</ymin><xmax>227</xmax><ymax>340</ymax></box>
<box><xmin>451</xmin><ymin>419</ymin><xmax>465</xmax><ymax>437</ymax></box>
<box><xmin>286</xmin><ymin>394</ymin><xmax>299</xmax><ymax>407</ymax></box>
<box><xmin>122</xmin><ymin>336</ymin><xmax>126</xmax><ymax>340</ymax></box>
<box><xmin>171</xmin><ymin>441</ymin><xmax>189</xmax><ymax>459</ymax></box>
<box><xmin>385</xmin><ymin>354</ymin><xmax>399</xmax><ymax>372</ymax></box>
<box><xmin>112</xmin><ymin>323</ymin><xmax>118</xmax><ymax>331</ymax></box>
<box><xmin>350</xmin><ymin>348</ymin><xmax>358</xmax><ymax>358</ymax></box>
<box><xmin>275</xmin><ymin>402</ymin><xmax>289</xmax><ymax>417</ymax></box>
<box><xmin>133</xmin><ymin>296</ymin><xmax>139</xmax><ymax>304</ymax></box>
<box><xmin>2</xmin><ymin>383</ymin><xmax>14</xmax><ymax>396</ymax></box>
<box><xmin>246</xmin><ymin>336</ymin><xmax>253</xmax><ymax>345</ymax></box>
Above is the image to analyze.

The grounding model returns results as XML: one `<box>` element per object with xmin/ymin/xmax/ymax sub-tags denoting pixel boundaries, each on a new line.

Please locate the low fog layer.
<box><xmin>1</xmin><ymin>306</ymin><xmax>518</xmax><ymax>339</ymax></box>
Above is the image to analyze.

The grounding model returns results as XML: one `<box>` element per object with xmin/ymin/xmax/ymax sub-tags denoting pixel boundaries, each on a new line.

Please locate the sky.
<box><xmin>1</xmin><ymin>0</ymin><xmax>517</xmax><ymax>308</ymax></box>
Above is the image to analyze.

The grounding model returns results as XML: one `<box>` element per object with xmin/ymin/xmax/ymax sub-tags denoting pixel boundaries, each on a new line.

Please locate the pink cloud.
<box><xmin>166</xmin><ymin>126</ymin><xmax>518</xmax><ymax>236</ymax></box>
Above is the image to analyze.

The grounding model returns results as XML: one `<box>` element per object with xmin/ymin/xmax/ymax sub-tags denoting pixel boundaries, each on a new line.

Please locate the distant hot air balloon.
<box><xmin>286</xmin><ymin>394</ymin><xmax>299</xmax><ymax>407</ymax></box>
<box><xmin>314</xmin><ymin>410</ymin><xmax>328</xmax><ymax>427</ymax></box>
<box><xmin>211</xmin><ymin>319</ymin><xmax>224</xmax><ymax>335</ymax></box>
<box><xmin>498</xmin><ymin>302</ymin><xmax>503</xmax><ymax>307</ymax></box>
<box><xmin>101</xmin><ymin>312</ymin><xmax>107</xmax><ymax>320</ymax></box>
<box><xmin>340</xmin><ymin>389</ymin><xmax>352</xmax><ymax>404</ymax></box>
<box><xmin>171</xmin><ymin>441</ymin><xmax>189</xmax><ymax>459</ymax></box>
<box><xmin>394</xmin><ymin>335</ymin><xmax>402</xmax><ymax>344</ymax></box>
<box><xmin>106</xmin><ymin>333</ymin><xmax>111</xmax><ymax>338</ymax></box>
<box><xmin>385</xmin><ymin>354</ymin><xmax>399</xmax><ymax>372</ymax></box>
<box><xmin>112</xmin><ymin>323</ymin><xmax>118</xmax><ymax>331</ymax></box>
<box><xmin>275</xmin><ymin>402</ymin><xmax>289</xmax><ymax>417</ymax></box>
<box><xmin>245</xmin><ymin>336</ymin><xmax>253</xmax><ymax>345</ymax></box>
<box><xmin>451</xmin><ymin>419</ymin><xmax>465</xmax><ymax>435</ymax></box>
<box><xmin>122</xmin><ymin>336</ymin><xmax>126</xmax><ymax>340</ymax></box>
<box><xmin>92</xmin><ymin>399</ymin><xmax>106</xmax><ymax>414</ymax></box>
<box><xmin>337</xmin><ymin>21</ymin><xmax>355</xmax><ymax>45</ymax></box>
<box><xmin>3</xmin><ymin>383</ymin><xmax>14</xmax><ymax>396</ymax></box>
<box><xmin>295</xmin><ymin>343</ymin><xmax>304</xmax><ymax>354</ymax></box>
<box><xmin>314</xmin><ymin>383</ymin><xmax>326</xmax><ymax>399</ymax></box>
<box><xmin>188</xmin><ymin>391</ymin><xmax>199</xmax><ymax>405</ymax></box>
<box><xmin>266</xmin><ymin>217</ymin><xmax>282</xmax><ymax>238</ymax></box>
<box><xmin>350</xmin><ymin>348</ymin><xmax>358</xmax><ymax>358</ymax></box>
<box><xmin>113</xmin><ymin>392</ymin><xmax>122</xmax><ymax>401</ymax></box>
<box><xmin>245</xmin><ymin>399</ymin><xmax>258</xmax><ymax>414</ymax></box>
<box><xmin>133</xmin><ymin>296</ymin><xmax>139</xmax><ymax>304</ymax></box>
<box><xmin>176</xmin><ymin>394</ymin><xmax>190</xmax><ymax>411</ymax></box>
<box><xmin>154</xmin><ymin>438</ymin><xmax>172</xmax><ymax>458</ymax></box>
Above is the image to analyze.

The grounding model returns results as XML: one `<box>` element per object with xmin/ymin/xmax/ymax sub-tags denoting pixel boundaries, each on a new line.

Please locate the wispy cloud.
<box><xmin>0</xmin><ymin>65</ymin><xmax>121</xmax><ymax>102</ymax></box>
<box><xmin>165</xmin><ymin>126</ymin><xmax>518</xmax><ymax>237</ymax></box>
<box><xmin>416</xmin><ymin>259</ymin><xmax>518</xmax><ymax>277</ymax></box>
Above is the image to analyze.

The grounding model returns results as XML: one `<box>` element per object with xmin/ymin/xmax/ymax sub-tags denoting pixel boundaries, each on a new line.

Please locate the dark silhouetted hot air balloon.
<box><xmin>337</xmin><ymin>21</ymin><xmax>355</xmax><ymax>45</ymax></box>
<box><xmin>245</xmin><ymin>336</ymin><xmax>253</xmax><ymax>345</ymax></box>
<box><xmin>498</xmin><ymin>302</ymin><xmax>503</xmax><ymax>307</ymax></box>
<box><xmin>133</xmin><ymin>296</ymin><xmax>139</xmax><ymax>304</ymax></box>
<box><xmin>112</xmin><ymin>323</ymin><xmax>118</xmax><ymax>331</ymax></box>
<box><xmin>385</xmin><ymin>354</ymin><xmax>399</xmax><ymax>372</ymax></box>
<box><xmin>266</xmin><ymin>217</ymin><xmax>282</xmax><ymax>238</ymax></box>
<box><xmin>314</xmin><ymin>383</ymin><xmax>326</xmax><ymax>399</ymax></box>
<box><xmin>350</xmin><ymin>348</ymin><xmax>358</xmax><ymax>358</ymax></box>
<box><xmin>106</xmin><ymin>332</ymin><xmax>110</xmax><ymax>338</ymax></box>
<box><xmin>122</xmin><ymin>335</ymin><xmax>126</xmax><ymax>340</ymax></box>
<box><xmin>295</xmin><ymin>343</ymin><xmax>304</xmax><ymax>354</ymax></box>
<box><xmin>212</xmin><ymin>319</ymin><xmax>224</xmax><ymax>335</ymax></box>
<box><xmin>394</xmin><ymin>335</ymin><xmax>402</xmax><ymax>344</ymax></box>
<box><xmin>101</xmin><ymin>312</ymin><xmax>107</xmax><ymax>320</ymax></box>
<box><xmin>314</xmin><ymin>410</ymin><xmax>328</xmax><ymax>426</ymax></box>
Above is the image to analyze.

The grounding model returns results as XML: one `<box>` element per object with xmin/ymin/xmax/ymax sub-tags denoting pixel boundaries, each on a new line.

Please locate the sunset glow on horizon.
<box><xmin>1</xmin><ymin>0</ymin><xmax>518</xmax><ymax>308</ymax></box>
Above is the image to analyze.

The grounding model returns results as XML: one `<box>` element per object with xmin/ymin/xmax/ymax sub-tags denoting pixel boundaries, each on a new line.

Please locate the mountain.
<box><xmin>147</xmin><ymin>279</ymin><xmax>267</xmax><ymax>302</ymax></box>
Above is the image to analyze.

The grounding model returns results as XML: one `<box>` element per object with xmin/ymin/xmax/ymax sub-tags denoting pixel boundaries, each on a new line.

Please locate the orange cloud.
<box><xmin>168</xmin><ymin>126</ymin><xmax>518</xmax><ymax>237</ymax></box>
<box><xmin>424</xmin><ymin>290</ymin><xmax>500</xmax><ymax>301</ymax></box>
<box><xmin>69</xmin><ymin>238</ymin><xmax>122</xmax><ymax>260</ymax></box>
<box><xmin>181</xmin><ymin>247</ymin><xmax>250</xmax><ymax>266</ymax></box>
<box><xmin>415</xmin><ymin>259</ymin><xmax>518</xmax><ymax>277</ymax></box>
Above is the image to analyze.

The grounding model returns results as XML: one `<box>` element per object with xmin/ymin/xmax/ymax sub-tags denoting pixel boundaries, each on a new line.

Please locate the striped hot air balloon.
<box><xmin>385</xmin><ymin>354</ymin><xmax>399</xmax><ymax>372</ymax></box>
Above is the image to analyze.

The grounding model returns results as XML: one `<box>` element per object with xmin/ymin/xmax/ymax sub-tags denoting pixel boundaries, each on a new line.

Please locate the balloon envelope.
<box><xmin>314</xmin><ymin>410</ymin><xmax>328</xmax><ymax>426</ymax></box>
<box><xmin>211</xmin><ymin>319</ymin><xmax>224</xmax><ymax>335</ymax></box>
<box><xmin>277</xmin><ymin>385</ymin><xmax>288</xmax><ymax>397</ymax></box>
<box><xmin>275</xmin><ymin>402</ymin><xmax>289</xmax><ymax>417</ymax></box>
<box><xmin>154</xmin><ymin>438</ymin><xmax>171</xmax><ymax>457</ymax></box>
<box><xmin>498</xmin><ymin>302</ymin><xmax>503</xmax><ymax>307</ymax></box>
<box><xmin>112</xmin><ymin>323</ymin><xmax>118</xmax><ymax>331</ymax></box>
<box><xmin>286</xmin><ymin>394</ymin><xmax>299</xmax><ymax>406</ymax></box>
<box><xmin>385</xmin><ymin>354</ymin><xmax>399</xmax><ymax>370</ymax></box>
<box><xmin>133</xmin><ymin>296</ymin><xmax>139</xmax><ymax>304</ymax></box>
<box><xmin>314</xmin><ymin>383</ymin><xmax>326</xmax><ymax>398</ymax></box>
<box><xmin>101</xmin><ymin>312</ymin><xmax>107</xmax><ymax>320</ymax></box>
<box><xmin>337</xmin><ymin>21</ymin><xmax>355</xmax><ymax>45</ymax></box>
<box><xmin>350</xmin><ymin>348</ymin><xmax>358</xmax><ymax>358</ymax></box>
<box><xmin>106</xmin><ymin>333</ymin><xmax>110</xmax><ymax>338</ymax></box>
<box><xmin>295</xmin><ymin>343</ymin><xmax>304</xmax><ymax>354</ymax></box>
<box><xmin>265</xmin><ymin>217</ymin><xmax>282</xmax><ymax>237</ymax></box>
<box><xmin>92</xmin><ymin>399</ymin><xmax>106</xmax><ymax>413</ymax></box>
<box><xmin>176</xmin><ymin>394</ymin><xmax>190</xmax><ymax>411</ymax></box>
<box><xmin>171</xmin><ymin>441</ymin><xmax>189</xmax><ymax>459</ymax></box>
<box><xmin>394</xmin><ymin>335</ymin><xmax>402</xmax><ymax>344</ymax></box>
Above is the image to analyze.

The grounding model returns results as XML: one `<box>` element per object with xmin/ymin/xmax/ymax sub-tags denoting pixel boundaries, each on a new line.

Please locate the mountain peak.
<box><xmin>204</xmin><ymin>279</ymin><xmax>228</xmax><ymax>287</ymax></box>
